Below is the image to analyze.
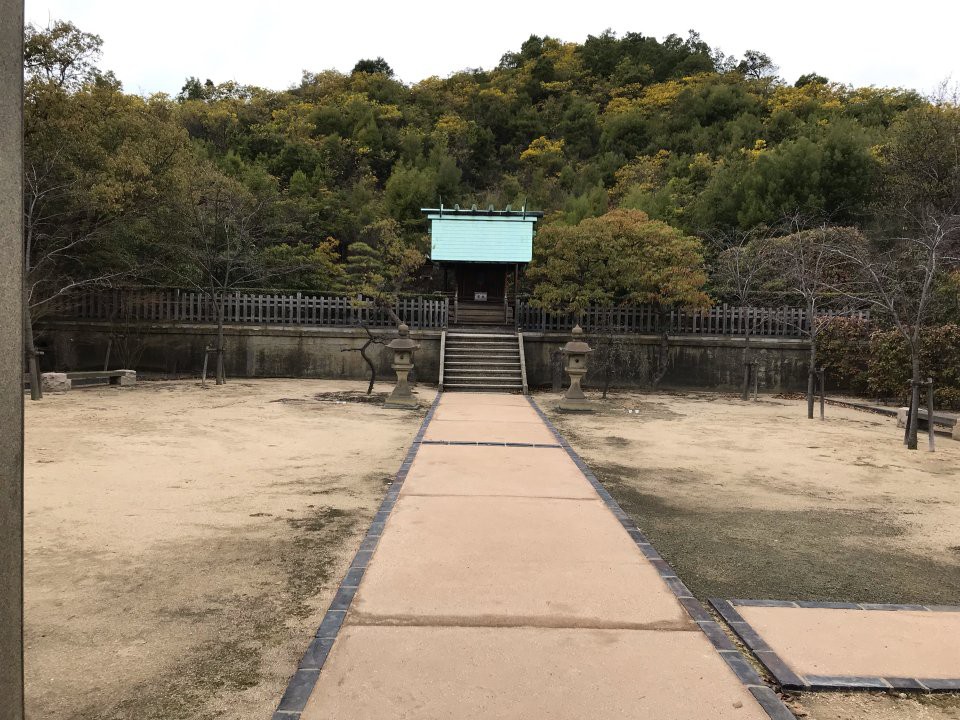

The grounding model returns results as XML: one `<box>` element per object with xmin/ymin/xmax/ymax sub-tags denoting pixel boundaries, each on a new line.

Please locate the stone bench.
<box><xmin>40</xmin><ymin>370</ymin><xmax>137</xmax><ymax>393</ymax></box>
<box><xmin>896</xmin><ymin>406</ymin><xmax>960</xmax><ymax>440</ymax></box>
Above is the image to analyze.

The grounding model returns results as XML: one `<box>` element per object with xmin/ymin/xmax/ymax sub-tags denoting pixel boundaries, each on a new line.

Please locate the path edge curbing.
<box><xmin>524</xmin><ymin>395</ymin><xmax>798</xmax><ymax>720</ymax></box>
<box><xmin>272</xmin><ymin>393</ymin><xmax>443</xmax><ymax>720</ymax></box>
<box><xmin>711</xmin><ymin>598</ymin><xmax>960</xmax><ymax>692</ymax></box>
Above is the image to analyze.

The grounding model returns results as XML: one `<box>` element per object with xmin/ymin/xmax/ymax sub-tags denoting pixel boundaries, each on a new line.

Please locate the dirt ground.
<box><xmin>24</xmin><ymin>378</ymin><xmax>434</xmax><ymax>720</ymax></box>
<box><xmin>541</xmin><ymin>389</ymin><xmax>960</xmax><ymax>720</ymax></box>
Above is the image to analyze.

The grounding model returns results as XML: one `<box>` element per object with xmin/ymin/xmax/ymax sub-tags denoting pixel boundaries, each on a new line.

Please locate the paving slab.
<box><xmin>402</xmin><ymin>445</ymin><xmax>596</xmax><ymax>499</ymax></box>
<box><xmin>737</xmin><ymin>604</ymin><xmax>960</xmax><ymax>681</ymax></box>
<box><xmin>436</xmin><ymin>392</ymin><xmax>533</xmax><ymax>408</ymax></box>
<box><xmin>300</xmin><ymin>625</ymin><xmax>769</xmax><ymax>720</ymax></box>
<box><xmin>422</xmin><ymin>418</ymin><xmax>558</xmax><ymax>444</ymax></box>
<box><xmin>351</xmin><ymin>495</ymin><xmax>691</xmax><ymax>628</ymax></box>
<box><xmin>280</xmin><ymin>392</ymin><xmax>781</xmax><ymax>719</ymax></box>
<box><xmin>431</xmin><ymin>401</ymin><xmax>544</xmax><ymax>424</ymax></box>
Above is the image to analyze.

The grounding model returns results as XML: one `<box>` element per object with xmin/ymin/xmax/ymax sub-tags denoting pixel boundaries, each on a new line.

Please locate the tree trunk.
<box><xmin>651</xmin><ymin>329</ymin><xmax>669</xmax><ymax>389</ymax></box>
<box><xmin>23</xmin><ymin>300</ymin><xmax>41</xmax><ymax>401</ymax></box>
<box><xmin>741</xmin><ymin>332</ymin><xmax>751</xmax><ymax>401</ymax></box>
<box><xmin>650</xmin><ymin>309</ymin><xmax>670</xmax><ymax>389</ymax></box>
<box><xmin>215</xmin><ymin>296</ymin><xmax>226</xmax><ymax>385</ymax></box>
<box><xmin>807</xmin><ymin>344</ymin><xmax>817</xmax><ymax>420</ymax></box>
<box><xmin>907</xmin><ymin>354</ymin><xmax>921</xmax><ymax>450</ymax></box>
<box><xmin>359</xmin><ymin>338</ymin><xmax>376</xmax><ymax>394</ymax></box>
<box><xmin>806</xmin><ymin>301</ymin><xmax>816</xmax><ymax>418</ymax></box>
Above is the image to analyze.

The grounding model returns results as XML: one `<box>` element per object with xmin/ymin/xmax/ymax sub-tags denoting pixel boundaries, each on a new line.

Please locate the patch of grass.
<box><xmin>90</xmin><ymin>638</ymin><xmax>264</xmax><ymax>720</ymax></box>
<box><xmin>595</xmin><ymin>466</ymin><xmax>960</xmax><ymax>605</ymax></box>
<box><xmin>314</xmin><ymin>390</ymin><xmax>389</xmax><ymax>404</ymax></box>
<box><xmin>66</xmin><ymin>504</ymin><xmax>362</xmax><ymax>720</ymax></box>
<box><xmin>284</xmin><ymin>506</ymin><xmax>358</xmax><ymax>617</ymax></box>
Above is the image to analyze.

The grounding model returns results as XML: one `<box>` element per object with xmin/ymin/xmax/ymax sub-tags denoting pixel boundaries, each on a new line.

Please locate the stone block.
<box><xmin>115</xmin><ymin>370</ymin><xmax>136</xmax><ymax>387</ymax></box>
<box><xmin>40</xmin><ymin>372</ymin><xmax>71</xmax><ymax>392</ymax></box>
<box><xmin>896</xmin><ymin>407</ymin><xmax>908</xmax><ymax>428</ymax></box>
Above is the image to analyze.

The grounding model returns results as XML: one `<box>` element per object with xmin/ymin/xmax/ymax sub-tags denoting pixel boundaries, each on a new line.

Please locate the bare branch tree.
<box><xmin>825</xmin><ymin>213</ymin><xmax>959</xmax><ymax>448</ymax></box>
<box><xmin>707</xmin><ymin>226</ymin><xmax>778</xmax><ymax>399</ymax></box>
<box><xmin>768</xmin><ymin>218</ymin><xmax>861</xmax><ymax>418</ymax></box>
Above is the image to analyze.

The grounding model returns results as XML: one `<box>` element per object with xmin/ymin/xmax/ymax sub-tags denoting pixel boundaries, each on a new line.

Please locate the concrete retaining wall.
<box><xmin>38</xmin><ymin>322</ymin><xmax>813</xmax><ymax>393</ymax></box>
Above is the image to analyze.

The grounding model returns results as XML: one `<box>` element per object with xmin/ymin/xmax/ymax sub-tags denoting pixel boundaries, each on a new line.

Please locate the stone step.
<box><xmin>446</xmin><ymin>341</ymin><xmax>518</xmax><ymax>346</ymax></box>
<box><xmin>444</xmin><ymin>361</ymin><xmax>522</xmax><ymax>367</ymax></box>
<box><xmin>443</xmin><ymin>368</ymin><xmax>522</xmax><ymax>375</ymax></box>
<box><xmin>444</xmin><ymin>350</ymin><xmax>519</xmax><ymax>356</ymax></box>
<box><xmin>444</xmin><ymin>375</ymin><xmax>523</xmax><ymax>384</ymax></box>
<box><xmin>446</xmin><ymin>333</ymin><xmax>517</xmax><ymax>339</ymax></box>
<box><xmin>445</xmin><ymin>340</ymin><xmax>518</xmax><ymax>346</ymax></box>
<box><xmin>445</xmin><ymin>352</ymin><xmax>520</xmax><ymax>362</ymax></box>
<box><xmin>443</xmin><ymin>383</ymin><xmax>524</xmax><ymax>391</ymax></box>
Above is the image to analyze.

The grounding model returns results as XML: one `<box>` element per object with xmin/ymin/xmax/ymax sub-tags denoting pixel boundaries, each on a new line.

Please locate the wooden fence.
<box><xmin>59</xmin><ymin>289</ymin><xmax>449</xmax><ymax>329</ymax></box>
<box><xmin>516</xmin><ymin>302</ymin><xmax>869</xmax><ymax>338</ymax></box>
<box><xmin>54</xmin><ymin>289</ymin><xmax>868</xmax><ymax>338</ymax></box>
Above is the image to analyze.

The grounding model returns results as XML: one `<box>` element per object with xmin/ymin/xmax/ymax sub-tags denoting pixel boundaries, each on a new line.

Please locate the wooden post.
<box><xmin>103</xmin><ymin>338</ymin><xmax>113</xmax><ymax>372</ymax></box>
<box><xmin>0</xmin><ymin>0</ymin><xmax>25</xmax><ymax>715</ymax></box>
<box><xmin>903</xmin><ymin>387</ymin><xmax>913</xmax><ymax>445</ymax></box>
<box><xmin>819</xmin><ymin>368</ymin><xmax>826</xmax><ymax>421</ymax></box>
<box><xmin>201</xmin><ymin>344</ymin><xmax>213</xmax><ymax>388</ymax></box>
<box><xmin>927</xmin><ymin>378</ymin><xmax>935</xmax><ymax>453</ymax></box>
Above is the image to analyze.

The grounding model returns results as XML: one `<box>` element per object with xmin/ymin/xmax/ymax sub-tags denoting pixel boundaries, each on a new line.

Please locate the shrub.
<box><xmin>818</xmin><ymin>320</ymin><xmax>960</xmax><ymax>409</ymax></box>
<box><xmin>816</xmin><ymin>317</ymin><xmax>871</xmax><ymax>394</ymax></box>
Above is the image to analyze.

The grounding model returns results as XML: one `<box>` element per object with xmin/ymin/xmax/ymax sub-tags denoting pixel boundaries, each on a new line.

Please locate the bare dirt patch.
<box><xmin>539</xmin><ymin>389</ymin><xmax>960</xmax><ymax>720</ymax></box>
<box><xmin>24</xmin><ymin>378</ymin><xmax>434</xmax><ymax>720</ymax></box>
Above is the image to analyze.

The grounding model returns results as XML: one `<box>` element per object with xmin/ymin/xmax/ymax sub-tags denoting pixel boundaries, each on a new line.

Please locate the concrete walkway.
<box><xmin>287</xmin><ymin>393</ymin><xmax>784</xmax><ymax>719</ymax></box>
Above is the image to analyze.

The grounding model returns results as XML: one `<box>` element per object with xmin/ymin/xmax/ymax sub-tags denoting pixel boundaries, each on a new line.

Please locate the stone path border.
<box><xmin>711</xmin><ymin>598</ymin><xmax>960</xmax><ymax>692</ymax></box>
<box><xmin>420</xmin><ymin>440</ymin><xmax>562</xmax><ymax>448</ymax></box>
<box><xmin>272</xmin><ymin>394</ymin><xmax>442</xmax><ymax>719</ymax></box>
<box><xmin>272</xmin><ymin>393</ymin><xmax>798</xmax><ymax>720</ymax></box>
<box><xmin>524</xmin><ymin>397</ymin><xmax>797</xmax><ymax>720</ymax></box>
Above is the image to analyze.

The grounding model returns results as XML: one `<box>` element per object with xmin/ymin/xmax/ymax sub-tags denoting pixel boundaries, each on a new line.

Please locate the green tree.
<box><xmin>352</xmin><ymin>57</ymin><xmax>394</xmax><ymax>77</ymax></box>
<box><xmin>22</xmin><ymin>23</ymin><xmax>195</xmax><ymax>397</ymax></box>
<box><xmin>528</xmin><ymin>209</ymin><xmax>710</xmax><ymax>387</ymax></box>
<box><xmin>341</xmin><ymin>219</ymin><xmax>425</xmax><ymax>393</ymax></box>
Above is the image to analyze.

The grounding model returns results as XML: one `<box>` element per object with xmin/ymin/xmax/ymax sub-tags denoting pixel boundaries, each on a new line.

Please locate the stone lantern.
<box><xmin>384</xmin><ymin>323</ymin><xmax>420</xmax><ymax>409</ymax></box>
<box><xmin>559</xmin><ymin>324</ymin><xmax>593</xmax><ymax>412</ymax></box>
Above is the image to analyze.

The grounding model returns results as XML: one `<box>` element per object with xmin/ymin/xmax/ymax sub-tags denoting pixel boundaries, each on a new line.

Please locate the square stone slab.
<box><xmin>437</xmin><ymin>393</ymin><xmax>533</xmax><ymax>408</ymax></box>
<box><xmin>422</xmin><ymin>418</ymin><xmax>558</xmax><ymax>444</ymax></box>
<box><xmin>431</xmin><ymin>401</ymin><xmax>544</xmax><ymax>424</ymax></box>
<box><xmin>737</xmin><ymin>604</ymin><xmax>960</xmax><ymax>681</ymax></box>
<box><xmin>403</xmin><ymin>445</ymin><xmax>597</xmax><ymax>499</ymax></box>
<box><xmin>352</xmin><ymin>495</ymin><xmax>690</xmax><ymax>628</ymax></box>
<box><xmin>300</xmin><ymin>626</ymin><xmax>769</xmax><ymax>720</ymax></box>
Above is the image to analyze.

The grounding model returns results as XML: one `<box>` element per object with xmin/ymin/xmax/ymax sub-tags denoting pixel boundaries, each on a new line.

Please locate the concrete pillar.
<box><xmin>0</xmin><ymin>2</ymin><xmax>25</xmax><ymax>718</ymax></box>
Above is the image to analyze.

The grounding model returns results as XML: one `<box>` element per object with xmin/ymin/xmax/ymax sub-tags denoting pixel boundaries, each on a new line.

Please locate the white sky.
<box><xmin>24</xmin><ymin>0</ymin><xmax>960</xmax><ymax>97</ymax></box>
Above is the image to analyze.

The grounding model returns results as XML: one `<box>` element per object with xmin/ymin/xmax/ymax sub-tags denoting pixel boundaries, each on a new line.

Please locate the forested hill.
<box><xmin>177</xmin><ymin>31</ymin><xmax>921</xmax><ymax>234</ymax></box>
<box><xmin>24</xmin><ymin>22</ymin><xmax>929</xmax><ymax>296</ymax></box>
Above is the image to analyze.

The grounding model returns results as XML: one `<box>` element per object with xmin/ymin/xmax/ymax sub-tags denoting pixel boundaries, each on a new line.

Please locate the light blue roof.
<box><xmin>426</xmin><ymin>213</ymin><xmax>538</xmax><ymax>263</ymax></box>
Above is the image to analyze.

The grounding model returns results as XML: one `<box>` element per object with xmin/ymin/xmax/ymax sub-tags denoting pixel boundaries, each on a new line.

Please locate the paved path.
<box><xmin>281</xmin><ymin>393</ymin><xmax>787</xmax><ymax>720</ymax></box>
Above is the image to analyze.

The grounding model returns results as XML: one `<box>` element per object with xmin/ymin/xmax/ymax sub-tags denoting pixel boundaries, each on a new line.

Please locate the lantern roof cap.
<box><xmin>387</xmin><ymin>323</ymin><xmax>419</xmax><ymax>350</ymax></box>
<box><xmin>563</xmin><ymin>324</ymin><xmax>592</xmax><ymax>354</ymax></box>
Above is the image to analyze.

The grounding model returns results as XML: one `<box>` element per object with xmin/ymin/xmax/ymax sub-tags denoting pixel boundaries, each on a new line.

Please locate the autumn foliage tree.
<box><xmin>528</xmin><ymin>209</ymin><xmax>710</xmax><ymax>388</ymax></box>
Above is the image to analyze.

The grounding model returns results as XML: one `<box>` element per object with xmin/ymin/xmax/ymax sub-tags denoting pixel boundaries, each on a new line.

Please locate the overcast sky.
<box><xmin>24</xmin><ymin>0</ymin><xmax>960</xmax><ymax>97</ymax></box>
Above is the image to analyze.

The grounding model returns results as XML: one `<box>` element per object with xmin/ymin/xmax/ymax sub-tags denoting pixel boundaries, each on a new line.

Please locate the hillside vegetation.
<box><xmin>25</xmin><ymin>22</ymin><xmax>931</xmax><ymax>296</ymax></box>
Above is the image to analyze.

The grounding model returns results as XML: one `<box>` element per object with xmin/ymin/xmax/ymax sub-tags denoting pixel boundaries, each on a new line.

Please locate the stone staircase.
<box><xmin>441</xmin><ymin>331</ymin><xmax>526</xmax><ymax>393</ymax></box>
